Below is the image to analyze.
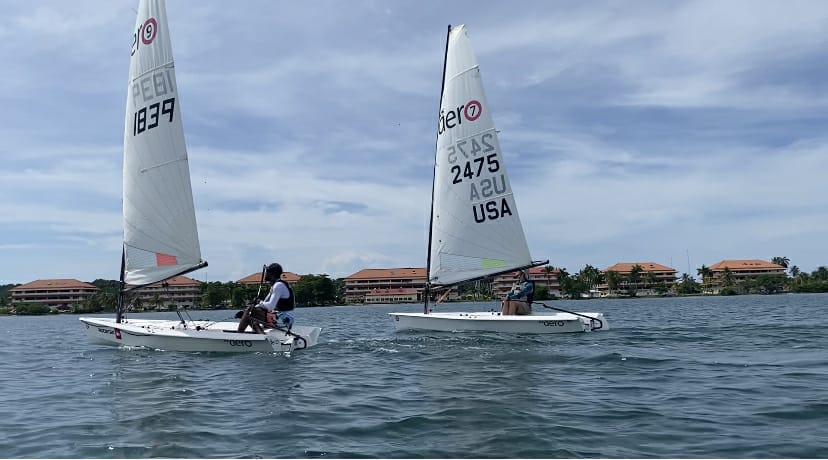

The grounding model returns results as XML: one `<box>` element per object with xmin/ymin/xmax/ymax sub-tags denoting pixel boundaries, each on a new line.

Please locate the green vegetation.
<box><xmin>1</xmin><ymin>274</ymin><xmax>346</xmax><ymax>316</ymax></box>
<box><xmin>201</xmin><ymin>276</ymin><xmax>344</xmax><ymax>308</ymax></box>
<box><xmin>675</xmin><ymin>273</ymin><xmax>700</xmax><ymax>295</ymax></box>
<box><xmin>686</xmin><ymin>257</ymin><xmax>828</xmax><ymax>296</ymax></box>
<box><xmin>788</xmin><ymin>265</ymin><xmax>828</xmax><ymax>293</ymax></box>
<box><xmin>14</xmin><ymin>302</ymin><xmax>50</xmax><ymax>315</ymax></box>
<box><xmin>293</xmin><ymin>274</ymin><xmax>341</xmax><ymax>306</ymax></box>
<box><xmin>4</xmin><ymin>257</ymin><xmax>828</xmax><ymax>315</ymax></box>
<box><xmin>456</xmin><ymin>279</ymin><xmax>493</xmax><ymax>300</ymax></box>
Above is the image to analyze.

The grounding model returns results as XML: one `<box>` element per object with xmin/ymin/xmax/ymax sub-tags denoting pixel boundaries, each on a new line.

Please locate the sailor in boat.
<box><xmin>237</xmin><ymin>263</ymin><xmax>295</xmax><ymax>333</ymax></box>
<box><xmin>501</xmin><ymin>270</ymin><xmax>534</xmax><ymax>316</ymax></box>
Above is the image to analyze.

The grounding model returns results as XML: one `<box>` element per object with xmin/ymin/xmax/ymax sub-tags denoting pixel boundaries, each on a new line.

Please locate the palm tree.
<box><xmin>628</xmin><ymin>264</ymin><xmax>643</xmax><ymax>294</ymax></box>
<box><xmin>594</xmin><ymin>270</ymin><xmax>605</xmax><ymax>295</ymax></box>
<box><xmin>605</xmin><ymin>270</ymin><xmax>620</xmax><ymax>297</ymax></box>
<box><xmin>788</xmin><ymin>265</ymin><xmax>800</xmax><ymax>288</ymax></box>
<box><xmin>557</xmin><ymin>268</ymin><xmax>570</xmax><ymax>298</ymax></box>
<box><xmin>697</xmin><ymin>265</ymin><xmax>712</xmax><ymax>294</ymax></box>
<box><xmin>644</xmin><ymin>271</ymin><xmax>657</xmax><ymax>293</ymax></box>
<box><xmin>722</xmin><ymin>267</ymin><xmax>735</xmax><ymax>287</ymax></box>
<box><xmin>674</xmin><ymin>273</ymin><xmax>699</xmax><ymax>294</ymax></box>
<box><xmin>150</xmin><ymin>293</ymin><xmax>162</xmax><ymax>311</ymax></box>
<box><xmin>543</xmin><ymin>265</ymin><xmax>555</xmax><ymax>297</ymax></box>
<box><xmin>789</xmin><ymin>265</ymin><xmax>800</xmax><ymax>278</ymax></box>
<box><xmin>771</xmin><ymin>256</ymin><xmax>790</xmax><ymax>268</ymax></box>
<box><xmin>578</xmin><ymin>264</ymin><xmax>601</xmax><ymax>296</ymax></box>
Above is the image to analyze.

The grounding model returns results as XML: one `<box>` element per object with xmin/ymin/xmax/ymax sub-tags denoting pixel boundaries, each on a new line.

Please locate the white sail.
<box><xmin>429</xmin><ymin>25</ymin><xmax>533</xmax><ymax>286</ymax></box>
<box><xmin>122</xmin><ymin>0</ymin><xmax>204</xmax><ymax>286</ymax></box>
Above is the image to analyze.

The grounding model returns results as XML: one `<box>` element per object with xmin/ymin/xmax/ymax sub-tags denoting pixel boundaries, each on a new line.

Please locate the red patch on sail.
<box><xmin>156</xmin><ymin>253</ymin><xmax>178</xmax><ymax>266</ymax></box>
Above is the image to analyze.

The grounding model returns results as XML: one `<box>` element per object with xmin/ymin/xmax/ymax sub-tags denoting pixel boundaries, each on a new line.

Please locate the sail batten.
<box><xmin>130</xmin><ymin>61</ymin><xmax>175</xmax><ymax>83</ymax></box>
<box><xmin>444</xmin><ymin>65</ymin><xmax>481</xmax><ymax>85</ymax></box>
<box><xmin>428</xmin><ymin>24</ymin><xmax>535</xmax><ymax>287</ymax></box>
<box><xmin>123</xmin><ymin>0</ymin><xmax>204</xmax><ymax>287</ymax></box>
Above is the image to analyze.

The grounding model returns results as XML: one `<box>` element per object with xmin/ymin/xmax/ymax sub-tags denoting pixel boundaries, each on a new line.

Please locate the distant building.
<box><xmin>128</xmin><ymin>275</ymin><xmax>202</xmax><ymax>310</ymax></box>
<box><xmin>343</xmin><ymin>268</ymin><xmax>426</xmax><ymax>304</ymax></box>
<box><xmin>492</xmin><ymin>266</ymin><xmax>561</xmax><ymax>299</ymax></box>
<box><xmin>237</xmin><ymin>272</ymin><xmax>301</xmax><ymax>285</ymax></box>
<box><xmin>708</xmin><ymin>259</ymin><xmax>786</xmax><ymax>287</ymax></box>
<box><xmin>10</xmin><ymin>279</ymin><xmax>98</xmax><ymax>311</ymax></box>
<box><xmin>601</xmin><ymin>262</ymin><xmax>678</xmax><ymax>296</ymax></box>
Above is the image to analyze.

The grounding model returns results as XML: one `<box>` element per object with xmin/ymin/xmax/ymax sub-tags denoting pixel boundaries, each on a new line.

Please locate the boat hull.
<box><xmin>389</xmin><ymin>311</ymin><xmax>608</xmax><ymax>334</ymax></box>
<box><xmin>79</xmin><ymin>317</ymin><xmax>321</xmax><ymax>353</ymax></box>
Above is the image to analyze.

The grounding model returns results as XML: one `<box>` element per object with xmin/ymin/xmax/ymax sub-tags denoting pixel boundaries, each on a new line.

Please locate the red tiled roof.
<box><xmin>497</xmin><ymin>266</ymin><xmax>559</xmax><ymax>278</ymax></box>
<box><xmin>709</xmin><ymin>259</ymin><xmax>784</xmax><ymax>271</ymax></box>
<box><xmin>528</xmin><ymin>266</ymin><xmax>559</xmax><ymax>275</ymax></box>
<box><xmin>237</xmin><ymin>272</ymin><xmax>301</xmax><ymax>284</ymax></box>
<box><xmin>11</xmin><ymin>279</ymin><xmax>97</xmax><ymax>291</ymax></box>
<box><xmin>142</xmin><ymin>275</ymin><xmax>201</xmax><ymax>287</ymax></box>
<box><xmin>344</xmin><ymin>268</ymin><xmax>426</xmax><ymax>280</ymax></box>
<box><xmin>604</xmin><ymin>262</ymin><xmax>677</xmax><ymax>273</ymax></box>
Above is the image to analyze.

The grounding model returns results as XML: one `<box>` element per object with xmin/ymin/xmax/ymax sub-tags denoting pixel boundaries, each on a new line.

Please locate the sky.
<box><xmin>2</xmin><ymin>0</ymin><xmax>827</xmax><ymax>285</ymax></box>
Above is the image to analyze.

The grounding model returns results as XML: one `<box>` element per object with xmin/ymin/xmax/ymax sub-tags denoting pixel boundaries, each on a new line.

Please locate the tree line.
<box><xmin>4</xmin><ymin>256</ymin><xmax>828</xmax><ymax>315</ymax></box>
<box><xmin>0</xmin><ymin>275</ymin><xmax>346</xmax><ymax>315</ymax></box>
<box><xmin>544</xmin><ymin>256</ymin><xmax>828</xmax><ymax>299</ymax></box>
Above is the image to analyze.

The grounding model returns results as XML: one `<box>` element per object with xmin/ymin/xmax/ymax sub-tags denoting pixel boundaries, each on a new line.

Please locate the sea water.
<box><xmin>0</xmin><ymin>294</ymin><xmax>826</xmax><ymax>458</ymax></box>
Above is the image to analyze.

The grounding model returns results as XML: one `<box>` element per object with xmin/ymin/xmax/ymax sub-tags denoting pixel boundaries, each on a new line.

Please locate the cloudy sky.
<box><xmin>2</xmin><ymin>0</ymin><xmax>827</xmax><ymax>285</ymax></box>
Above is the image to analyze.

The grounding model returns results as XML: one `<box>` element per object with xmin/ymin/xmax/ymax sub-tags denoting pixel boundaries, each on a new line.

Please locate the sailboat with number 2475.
<box><xmin>390</xmin><ymin>25</ymin><xmax>608</xmax><ymax>334</ymax></box>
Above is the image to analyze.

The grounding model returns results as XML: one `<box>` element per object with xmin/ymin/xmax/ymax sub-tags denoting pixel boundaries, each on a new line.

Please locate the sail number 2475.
<box><xmin>446</xmin><ymin>132</ymin><xmax>500</xmax><ymax>184</ymax></box>
<box><xmin>133</xmin><ymin>98</ymin><xmax>176</xmax><ymax>136</ymax></box>
<box><xmin>451</xmin><ymin>154</ymin><xmax>500</xmax><ymax>184</ymax></box>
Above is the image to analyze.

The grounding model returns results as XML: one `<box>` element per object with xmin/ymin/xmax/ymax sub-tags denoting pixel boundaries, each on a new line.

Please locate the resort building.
<box><xmin>601</xmin><ymin>262</ymin><xmax>678</xmax><ymax>296</ymax></box>
<box><xmin>708</xmin><ymin>259</ymin><xmax>786</xmax><ymax>286</ymax></box>
<box><xmin>343</xmin><ymin>268</ymin><xmax>426</xmax><ymax>304</ymax></box>
<box><xmin>129</xmin><ymin>275</ymin><xmax>202</xmax><ymax>310</ymax></box>
<box><xmin>237</xmin><ymin>271</ymin><xmax>301</xmax><ymax>285</ymax></box>
<box><xmin>10</xmin><ymin>279</ymin><xmax>98</xmax><ymax>311</ymax></box>
<box><xmin>492</xmin><ymin>266</ymin><xmax>561</xmax><ymax>299</ymax></box>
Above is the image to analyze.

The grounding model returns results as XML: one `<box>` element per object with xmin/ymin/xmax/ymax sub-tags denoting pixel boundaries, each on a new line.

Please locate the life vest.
<box><xmin>275</xmin><ymin>280</ymin><xmax>295</xmax><ymax>312</ymax></box>
<box><xmin>525</xmin><ymin>280</ymin><xmax>535</xmax><ymax>304</ymax></box>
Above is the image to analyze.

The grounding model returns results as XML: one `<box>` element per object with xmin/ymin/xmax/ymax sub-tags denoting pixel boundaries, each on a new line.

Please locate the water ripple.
<box><xmin>1</xmin><ymin>295</ymin><xmax>828</xmax><ymax>457</ymax></box>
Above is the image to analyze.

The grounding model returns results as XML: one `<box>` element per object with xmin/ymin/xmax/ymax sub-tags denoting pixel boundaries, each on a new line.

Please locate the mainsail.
<box><xmin>428</xmin><ymin>25</ymin><xmax>535</xmax><ymax>287</ymax></box>
<box><xmin>122</xmin><ymin>0</ymin><xmax>205</xmax><ymax>286</ymax></box>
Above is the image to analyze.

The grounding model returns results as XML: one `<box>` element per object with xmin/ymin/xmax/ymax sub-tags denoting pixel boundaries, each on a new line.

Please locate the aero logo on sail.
<box><xmin>438</xmin><ymin>100</ymin><xmax>483</xmax><ymax>135</ymax></box>
<box><xmin>131</xmin><ymin>17</ymin><xmax>158</xmax><ymax>56</ymax></box>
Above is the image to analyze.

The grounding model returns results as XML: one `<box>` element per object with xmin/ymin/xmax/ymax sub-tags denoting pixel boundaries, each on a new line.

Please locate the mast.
<box><xmin>424</xmin><ymin>24</ymin><xmax>452</xmax><ymax>315</ymax></box>
<box><xmin>116</xmin><ymin>248</ymin><xmax>126</xmax><ymax>323</ymax></box>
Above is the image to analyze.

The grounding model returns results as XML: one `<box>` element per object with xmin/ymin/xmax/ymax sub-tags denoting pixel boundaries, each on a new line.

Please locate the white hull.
<box><xmin>79</xmin><ymin>317</ymin><xmax>321</xmax><ymax>353</ymax></box>
<box><xmin>389</xmin><ymin>311</ymin><xmax>608</xmax><ymax>334</ymax></box>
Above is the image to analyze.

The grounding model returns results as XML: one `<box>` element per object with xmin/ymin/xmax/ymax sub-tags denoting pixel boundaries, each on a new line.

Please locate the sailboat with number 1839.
<box><xmin>79</xmin><ymin>0</ymin><xmax>320</xmax><ymax>353</ymax></box>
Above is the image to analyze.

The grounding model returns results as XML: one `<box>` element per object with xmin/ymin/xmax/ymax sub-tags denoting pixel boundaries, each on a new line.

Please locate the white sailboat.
<box><xmin>390</xmin><ymin>25</ymin><xmax>608</xmax><ymax>334</ymax></box>
<box><xmin>79</xmin><ymin>0</ymin><xmax>320</xmax><ymax>353</ymax></box>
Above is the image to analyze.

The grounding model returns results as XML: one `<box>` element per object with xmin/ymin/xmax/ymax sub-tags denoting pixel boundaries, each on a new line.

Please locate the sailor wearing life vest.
<box><xmin>237</xmin><ymin>263</ymin><xmax>296</xmax><ymax>333</ymax></box>
<box><xmin>501</xmin><ymin>269</ymin><xmax>534</xmax><ymax>315</ymax></box>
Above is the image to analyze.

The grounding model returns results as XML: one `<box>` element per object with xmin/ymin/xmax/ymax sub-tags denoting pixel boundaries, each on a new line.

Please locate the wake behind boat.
<box><xmin>79</xmin><ymin>0</ymin><xmax>321</xmax><ymax>353</ymax></box>
<box><xmin>390</xmin><ymin>25</ymin><xmax>608</xmax><ymax>334</ymax></box>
